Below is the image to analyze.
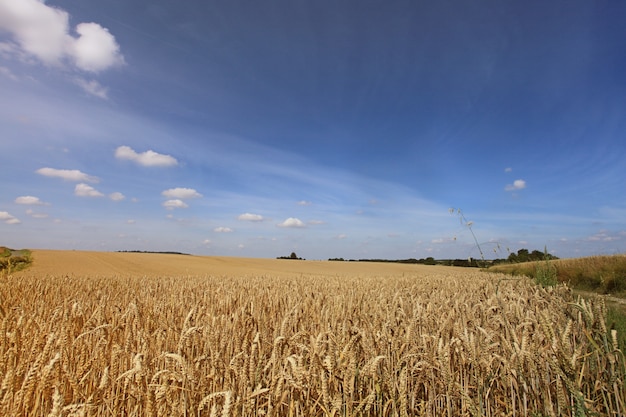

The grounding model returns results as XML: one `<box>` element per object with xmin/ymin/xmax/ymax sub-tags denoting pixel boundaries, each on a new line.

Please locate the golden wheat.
<box><xmin>0</xmin><ymin>251</ymin><xmax>624</xmax><ymax>416</ymax></box>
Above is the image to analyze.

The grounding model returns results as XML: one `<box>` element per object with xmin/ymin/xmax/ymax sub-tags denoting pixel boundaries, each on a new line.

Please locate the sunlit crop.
<box><xmin>1</xmin><ymin>252</ymin><xmax>624</xmax><ymax>416</ymax></box>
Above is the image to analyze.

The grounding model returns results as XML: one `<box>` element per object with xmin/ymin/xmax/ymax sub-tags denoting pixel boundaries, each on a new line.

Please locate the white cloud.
<box><xmin>126</xmin><ymin>219</ymin><xmax>135</xmax><ymax>224</ymax></box>
<box><xmin>297</xmin><ymin>200</ymin><xmax>312</xmax><ymax>206</ymax></box>
<box><xmin>238</xmin><ymin>213</ymin><xmax>264</xmax><ymax>222</ymax></box>
<box><xmin>335</xmin><ymin>234</ymin><xmax>347</xmax><ymax>239</ymax></box>
<box><xmin>115</xmin><ymin>146</ymin><xmax>178</xmax><ymax>167</ymax></box>
<box><xmin>0</xmin><ymin>0</ymin><xmax>124</xmax><ymax>71</ymax></box>
<box><xmin>308</xmin><ymin>219</ymin><xmax>325</xmax><ymax>225</ymax></box>
<box><xmin>203</xmin><ymin>239</ymin><xmax>211</xmax><ymax>245</ymax></box>
<box><xmin>505</xmin><ymin>179</ymin><xmax>526</xmax><ymax>191</ymax></box>
<box><xmin>277</xmin><ymin>217</ymin><xmax>306</xmax><ymax>228</ymax></box>
<box><xmin>109</xmin><ymin>192</ymin><xmax>125</xmax><ymax>201</ymax></box>
<box><xmin>504</xmin><ymin>167</ymin><xmax>513</xmax><ymax>173</ymax></box>
<box><xmin>214</xmin><ymin>227</ymin><xmax>233</xmax><ymax>233</ymax></box>
<box><xmin>0</xmin><ymin>211</ymin><xmax>20</xmax><ymax>224</ymax></box>
<box><xmin>162</xmin><ymin>199</ymin><xmax>188</xmax><ymax>210</ymax></box>
<box><xmin>161</xmin><ymin>187</ymin><xmax>202</xmax><ymax>199</ymax></box>
<box><xmin>75</xmin><ymin>78</ymin><xmax>108</xmax><ymax>99</ymax></box>
<box><xmin>15</xmin><ymin>195</ymin><xmax>47</xmax><ymax>205</ymax></box>
<box><xmin>36</xmin><ymin>167</ymin><xmax>99</xmax><ymax>183</ymax></box>
<box><xmin>70</xmin><ymin>22</ymin><xmax>124</xmax><ymax>72</ymax></box>
<box><xmin>74</xmin><ymin>183</ymin><xmax>104</xmax><ymax>197</ymax></box>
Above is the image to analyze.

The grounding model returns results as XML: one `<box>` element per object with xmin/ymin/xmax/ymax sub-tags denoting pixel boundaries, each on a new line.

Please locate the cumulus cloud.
<box><xmin>238</xmin><ymin>213</ymin><xmax>264</xmax><ymax>222</ymax></box>
<box><xmin>0</xmin><ymin>0</ymin><xmax>124</xmax><ymax>71</ymax></box>
<box><xmin>297</xmin><ymin>200</ymin><xmax>312</xmax><ymax>206</ymax></box>
<box><xmin>36</xmin><ymin>167</ymin><xmax>99</xmax><ymax>183</ymax></box>
<box><xmin>161</xmin><ymin>187</ymin><xmax>202</xmax><ymax>199</ymax></box>
<box><xmin>115</xmin><ymin>146</ymin><xmax>178</xmax><ymax>167</ymax></box>
<box><xmin>0</xmin><ymin>211</ymin><xmax>21</xmax><ymax>224</ymax></box>
<box><xmin>70</xmin><ymin>22</ymin><xmax>124</xmax><ymax>72</ymax></box>
<box><xmin>277</xmin><ymin>217</ymin><xmax>306</xmax><ymax>228</ymax></box>
<box><xmin>214</xmin><ymin>227</ymin><xmax>233</xmax><ymax>233</ymax></box>
<box><xmin>505</xmin><ymin>179</ymin><xmax>526</xmax><ymax>191</ymax></box>
<box><xmin>162</xmin><ymin>199</ymin><xmax>188</xmax><ymax>210</ymax></box>
<box><xmin>15</xmin><ymin>195</ymin><xmax>47</xmax><ymax>205</ymax></box>
<box><xmin>75</xmin><ymin>78</ymin><xmax>108</xmax><ymax>99</ymax></box>
<box><xmin>74</xmin><ymin>183</ymin><xmax>104</xmax><ymax>197</ymax></box>
<box><xmin>109</xmin><ymin>192</ymin><xmax>125</xmax><ymax>201</ymax></box>
<box><xmin>504</xmin><ymin>167</ymin><xmax>513</xmax><ymax>173</ymax></box>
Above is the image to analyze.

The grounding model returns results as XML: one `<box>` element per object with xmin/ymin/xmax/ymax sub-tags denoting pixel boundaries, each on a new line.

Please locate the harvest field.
<box><xmin>1</xmin><ymin>251</ymin><xmax>624</xmax><ymax>416</ymax></box>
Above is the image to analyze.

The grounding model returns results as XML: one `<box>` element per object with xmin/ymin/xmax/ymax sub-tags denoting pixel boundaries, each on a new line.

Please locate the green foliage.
<box><xmin>534</xmin><ymin>248</ymin><xmax>558</xmax><ymax>287</ymax></box>
<box><xmin>605</xmin><ymin>305</ymin><xmax>626</xmax><ymax>352</ymax></box>
<box><xmin>277</xmin><ymin>252</ymin><xmax>304</xmax><ymax>260</ymax></box>
<box><xmin>507</xmin><ymin>247</ymin><xmax>558</xmax><ymax>263</ymax></box>
<box><xmin>0</xmin><ymin>248</ymin><xmax>32</xmax><ymax>274</ymax></box>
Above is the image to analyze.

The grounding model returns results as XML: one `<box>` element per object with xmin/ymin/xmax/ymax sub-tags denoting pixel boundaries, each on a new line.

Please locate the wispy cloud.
<box><xmin>297</xmin><ymin>200</ymin><xmax>312</xmax><ymax>206</ymax></box>
<box><xmin>0</xmin><ymin>211</ymin><xmax>20</xmax><ymax>224</ymax></box>
<box><xmin>15</xmin><ymin>195</ymin><xmax>48</xmax><ymax>205</ymax></box>
<box><xmin>75</xmin><ymin>78</ymin><xmax>108</xmax><ymax>99</ymax></box>
<box><xmin>0</xmin><ymin>66</ymin><xmax>18</xmax><ymax>81</ymax></box>
<box><xmin>214</xmin><ymin>227</ymin><xmax>233</xmax><ymax>233</ymax></box>
<box><xmin>36</xmin><ymin>167</ymin><xmax>99</xmax><ymax>183</ymax></box>
<box><xmin>587</xmin><ymin>230</ymin><xmax>622</xmax><ymax>242</ymax></box>
<box><xmin>74</xmin><ymin>183</ymin><xmax>104</xmax><ymax>197</ymax></box>
<box><xmin>505</xmin><ymin>179</ymin><xmax>526</xmax><ymax>191</ymax></box>
<box><xmin>115</xmin><ymin>146</ymin><xmax>178</xmax><ymax>167</ymax></box>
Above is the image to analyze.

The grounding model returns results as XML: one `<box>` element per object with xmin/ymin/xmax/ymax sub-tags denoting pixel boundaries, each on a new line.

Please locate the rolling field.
<box><xmin>1</xmin><ymin>250</ymin><xmax>624</xmax><ymax>416</ymax></box>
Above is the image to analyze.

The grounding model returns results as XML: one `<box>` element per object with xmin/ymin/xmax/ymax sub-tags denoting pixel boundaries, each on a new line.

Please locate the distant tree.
<box><xmin>424</xmin><ymin>257</ymin><xmax>436</xmax><ymax>265</ymax></box>
<box><xmin>290</xmin><ymin>252</ymin><xmax>298</xmax><ymax>259</ymax></box>
<box><xmin>507</xmin><ymin>248</ymin><xmax>558</xmax><ymax>264</ymax></box>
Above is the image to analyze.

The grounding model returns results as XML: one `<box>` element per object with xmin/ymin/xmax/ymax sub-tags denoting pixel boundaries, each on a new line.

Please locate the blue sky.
<box><xmin>1</xmin><ymin>0</ymin><xmax>625</xmax><ymax>260</ymax></box>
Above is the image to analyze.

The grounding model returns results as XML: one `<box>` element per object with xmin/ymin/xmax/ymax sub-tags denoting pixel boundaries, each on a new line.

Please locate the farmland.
<box><xmin>1</xmin><ymin>250</ymin><xmax>624</xmax><ymax>416</ymax></box>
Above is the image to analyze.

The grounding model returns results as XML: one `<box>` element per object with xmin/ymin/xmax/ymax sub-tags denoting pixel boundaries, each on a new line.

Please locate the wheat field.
<box><xmin>1</xmin><ymin>251</ymin><xmax>624</xmax><ymax>416</ymax></box>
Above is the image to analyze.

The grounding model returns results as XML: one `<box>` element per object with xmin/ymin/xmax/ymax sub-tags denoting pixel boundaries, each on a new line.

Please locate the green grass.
<box><xmin>606</xmin><ymin>304</ymin><xmax>626</xmax><ymax>352</ymax></box>
<box><xmin>0</xmin><ymin>247</ymin><xmax>32</xmax><ymax>274</ymax></box>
